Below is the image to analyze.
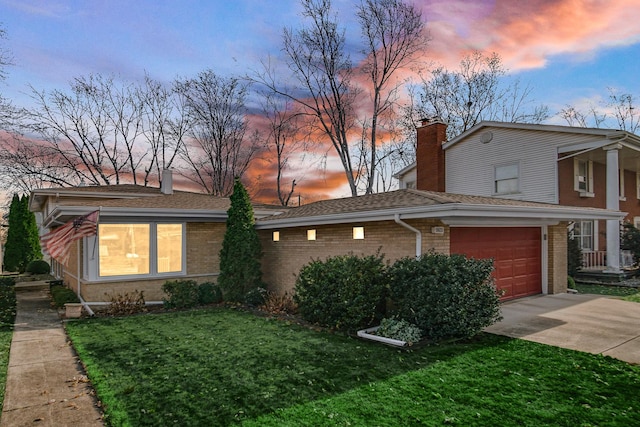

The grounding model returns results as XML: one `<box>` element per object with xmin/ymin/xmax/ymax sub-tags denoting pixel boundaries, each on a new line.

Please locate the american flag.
<box><xmin>41</xmin><ymin>210</ymin><xmax>100</xmax><ymax>265</ymax></box>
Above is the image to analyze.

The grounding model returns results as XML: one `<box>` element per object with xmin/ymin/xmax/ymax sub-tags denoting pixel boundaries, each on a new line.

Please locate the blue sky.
<box><xmin>1</xmin><ymin>0</ymin><xmax>640</xmax><ymax>198</ymax></box>
<box><xmin>1</xmin><ymin>0</ymin><xmax>638</xmax><ymax>111</ymax></box>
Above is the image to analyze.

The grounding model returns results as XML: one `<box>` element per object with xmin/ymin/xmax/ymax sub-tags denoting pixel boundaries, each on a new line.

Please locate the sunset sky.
<box><xmin>1</xmin><ymin>0</ymin><xmax>639</xmax><ymax>201</ymax></box>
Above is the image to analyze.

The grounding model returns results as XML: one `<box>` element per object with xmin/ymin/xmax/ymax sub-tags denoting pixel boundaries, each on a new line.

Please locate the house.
<box><xmin>29</xmin><ymin>156</ymin><xmax>623</xmax><ymax>306</ymax></box>
<box><xmin>395</xmin><ymin>119</ymin><xmax>640</xmax><ymax>276</ymax></box>
<box><xmin>256</xmin><ymin>189</ymin><xmax>621</xmax><ymax>300</ymax></box>
<box><xmin>28</xmin><ymin>172</ymin><xmax>284</xmax><ymax>304</ymax></box>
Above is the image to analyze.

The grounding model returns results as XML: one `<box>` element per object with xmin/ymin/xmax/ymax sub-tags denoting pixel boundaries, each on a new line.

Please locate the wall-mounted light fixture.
<box><xmin>307</xmin><ymin>229</ymin><xmax>316</xmax><ymax>241</ymax></box>
<box><xmin>353</xmin><ymin>226</ymin><xmax>365</xmax><ymax>240</ymax></box>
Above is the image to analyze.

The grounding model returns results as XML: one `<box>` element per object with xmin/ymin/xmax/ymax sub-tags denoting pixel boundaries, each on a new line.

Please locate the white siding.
<box><xmin>445</xmin><ymin>128</ymin><xmax>605</xmax><ymax>204</ymax></box>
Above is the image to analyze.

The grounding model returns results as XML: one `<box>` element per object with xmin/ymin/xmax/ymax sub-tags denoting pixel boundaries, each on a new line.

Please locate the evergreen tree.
<box><xmin>3</xmin><ymin>194</ymin><xmax>42</xmax><ymax>272</ymax></box>
<box><xmin>218</xmin><ymin>179</ymin><xmax>263</xmax><ymax>302</ymax></box>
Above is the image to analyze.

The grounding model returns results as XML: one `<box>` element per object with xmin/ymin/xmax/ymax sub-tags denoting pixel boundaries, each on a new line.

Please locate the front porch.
<box><xmin>577</xmin><ymin>249</ymin><xmax>637</xmax><ymax>283</ymax></box>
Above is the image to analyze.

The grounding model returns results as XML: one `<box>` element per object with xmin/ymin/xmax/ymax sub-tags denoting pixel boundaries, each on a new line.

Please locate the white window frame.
<box><xmin>619</xmin><ymin>168</ymin><xmax>626</xmax><ymax>201</ymax></box>
<box><xmin>84</xmin><ymin>222</ymin><xmax>186</xmax><ymax>281</ymax></box>
<box><xmin>493</xmin><ymin>162</ymin><xmax>520</xmax><ymax>195</ymax></box>
<box><xmin>571</xmin><ymin>220</ymin><xmax>596</xmax><ymax>252</ymax></box>
<box><xmin>636</xmin><ymin>172</ymin><xmax>640</xmax><ymax>199</ymax></box>
<box><xmin>574</xmin><ymin>158</ymin><xmax>594</xmax><ymax>197</ymax></box>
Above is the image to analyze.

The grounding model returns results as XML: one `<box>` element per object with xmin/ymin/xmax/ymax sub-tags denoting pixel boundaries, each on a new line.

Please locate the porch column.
<box><xmin>604</xmin><ymin>144</ymin><xmax>622</xmax><ymax>273</ymax></box>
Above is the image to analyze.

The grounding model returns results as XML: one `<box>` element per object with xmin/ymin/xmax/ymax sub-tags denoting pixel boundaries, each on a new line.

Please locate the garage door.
<box><xmin>450</xmin><ymin>227</ymin><xmax>542</xmax><ymax>300</ymax></box>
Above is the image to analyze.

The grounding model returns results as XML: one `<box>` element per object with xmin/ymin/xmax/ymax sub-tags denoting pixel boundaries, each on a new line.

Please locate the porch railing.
<box><xmin>581</xmin><ymin>250</ymin><xmax>635</xmax><ymax>270</ymax></box>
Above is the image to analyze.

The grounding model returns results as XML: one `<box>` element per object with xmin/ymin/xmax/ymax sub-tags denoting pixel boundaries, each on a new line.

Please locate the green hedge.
<box><xmin>163</xmin><ymin>280</ymin><xmax>225</xmax><ymax>309</ymax></box>
<box><xmin>388</xmin><ymin>252</ymin><xmax>502</xmax><ymax>341</ymax></box>
<box><xmin>50</xmin><ymin>286</ymin><xmax>80</xmax><ymax>308</ymax></box>
<box><xmin>294</xmin><ymin>253</ymin><xmax>387</xmax><ymax>331</ymax></box>
<box><xmin>25</xmin><ymin>260</ymin><xmax>51</xmax><ymax>274</ymax></box>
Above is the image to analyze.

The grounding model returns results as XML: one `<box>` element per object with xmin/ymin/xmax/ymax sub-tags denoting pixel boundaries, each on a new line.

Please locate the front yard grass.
<box><xmin>0</xmin><ymin>284</ymin><xmax>16</xmax><ymax>414</ymax></box>
<box><xmin>575</xmin><ymin>282</ymin><xmax>640</xmax><ymax>297</ymax></box>
<box><xmin>66</xmin><ymin>307</ymin><xmax>640</xmax><ymax>426</ymax></box>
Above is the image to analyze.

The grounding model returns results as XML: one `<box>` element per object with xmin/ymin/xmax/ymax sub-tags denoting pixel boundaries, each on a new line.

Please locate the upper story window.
<box><xmin>619</xmin><ymin>168</ymin><xmax>626</xmax><ymax>201</ymax></box>
<box><xmin>574</xmin><ymin>158</ymin><xmax>594</xmax><ymax>196</ymax></box>
<box><xmin>494</xmin><ymin>163</ymin><xmax>519</xmax><ymax>195</ymax></box>
<box><xmin>88</xmin><ymin>222</ymin><xmax>185</xmax><ymax>280</ymax></box>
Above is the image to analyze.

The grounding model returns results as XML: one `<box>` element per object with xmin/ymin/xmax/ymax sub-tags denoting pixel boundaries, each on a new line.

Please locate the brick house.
<box><xmin>395</xmin><ymin>119</ymin><xmax>640</xmax><ymax>276</ymax></box>
<box><xmin>30</xmin><ymin>162</ymin><xmax>623</xmax><ymax>306</ymax></box>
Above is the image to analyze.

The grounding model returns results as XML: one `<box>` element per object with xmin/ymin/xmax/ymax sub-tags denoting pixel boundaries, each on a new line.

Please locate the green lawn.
<box><xmin>0</xmin><ymin>284</ymin><xmax>16</xmax><ymax>415</ymax></box>
<box><xmin>575</xmin><ymin>282</ymin><xmax>640</xmax><ymax>297</ymax></box>
<box><xmin>66</xmin><ymin>307</ymin><xmax>640</xmax><ymax>426</ymax></box>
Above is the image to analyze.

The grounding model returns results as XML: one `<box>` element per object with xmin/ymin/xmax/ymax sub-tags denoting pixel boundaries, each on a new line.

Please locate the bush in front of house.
<box><xmin>197</xmin><ymin>282</ymin><xmax>223</xmax><ymax>305</ymax></box>
<box><xmin>244</xmin><ymin>286</ymin><xmax>267</xmax><ymax>307</ymax></box>
<box><xmin>50</xmin><ymin>286</ymin><xmax>80</xmax><ymax>308</ymax></box>
<box><xmin>218</xmin><ymin>179</ymin><xmax>263</xmax><ymax>303</ymax></box>
<box><xmin>162</xmin><ymin>280</ymin><xmax>200</xmax><ymax>309</ymax></box>
<box><xmin>0</xmin><ymin>277</ymin><xmax>15</xmax><ymax>287</ymax></box>
<box><xmin>388</xmin><ymin>252</ymin><xmax>501</xmax><ymax>341</ymax></box>
<box><xmin>621</xmin><ymin>222</ymin><xmax>640</xmax><ymax>266</ymax></box>
<box><xmin>567</xmin><ymin>230</ymin><xmax>583</xmax><ymax>276</ymax></box>
<box><xmin>376</xmin><ymin>317</ymin><xmax>423</xmax><ymax>345</ymax></box>
<box><xmin>25</xmin><ymin>260</ymin><xmax>51</xmax><ymax>275</ymax></box>
<box><xmin>294</xmin><ymin>253</ymin><xmax>387</xmax><ymax>331</ymax></box>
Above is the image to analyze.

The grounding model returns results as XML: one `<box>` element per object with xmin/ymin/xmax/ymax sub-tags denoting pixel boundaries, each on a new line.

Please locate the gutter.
<box><xmin>394</xmin><ymin>214</ymin><xmax>422</xmax><ymax>258</ymax></box>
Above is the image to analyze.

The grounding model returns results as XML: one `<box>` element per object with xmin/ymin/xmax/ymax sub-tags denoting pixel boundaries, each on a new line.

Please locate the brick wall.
<box><xmin>260</xmin><ymin>219</ymin><xmax>450</xmax><ymax>295</ymax></box>
<box><xmin>416</xmin><ymin>121</ymin><xmax>447</xmax><ymax>192</ymax></box>
<box><xmin>186</xmin><ymin>222</ymin><xmax>225</xmax><ymax>275</ymax></box>
<box><xmin>547</xmin><ymin>222</ymin><xmax>568</xmax><ymax>294</ymax></box>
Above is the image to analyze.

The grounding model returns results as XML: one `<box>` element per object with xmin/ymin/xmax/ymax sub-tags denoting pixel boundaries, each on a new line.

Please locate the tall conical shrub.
<box><xmin>3</xmin><ymin>194</ymin><xmax>42</xmax><ymax>272</ymax></box>
<box><xmin>218</xmin><ymin>179</ymin><xmax>263</xmax><ymax>302</ymax></box>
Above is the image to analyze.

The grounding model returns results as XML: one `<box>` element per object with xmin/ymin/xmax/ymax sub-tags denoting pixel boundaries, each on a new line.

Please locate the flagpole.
<box><xmin>91</xmin><ymin>207</ymin><xmax>101</xmax><ymax>260</ymax></box>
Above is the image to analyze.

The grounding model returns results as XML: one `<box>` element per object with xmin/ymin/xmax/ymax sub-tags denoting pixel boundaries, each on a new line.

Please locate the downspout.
<box><xmin>77</xmin><ymin>239</ymin><xmax>95</xmax><ymax>316</ymax></box>
<box><xmin>394</xmin><ymin>214</ymin><xmax>422</xmax><ymax>258</ymax></box>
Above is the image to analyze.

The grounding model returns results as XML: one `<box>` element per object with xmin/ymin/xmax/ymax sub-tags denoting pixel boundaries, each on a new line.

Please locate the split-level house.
<box><xmin>30</xmin><ymin>167</ymin><xmax>621</xmax><ymax>306</ymax></box>
<box><xmin>395</xmin><ymin>119</ymin><xmax>640</xmax><ymax>277</ymax></box>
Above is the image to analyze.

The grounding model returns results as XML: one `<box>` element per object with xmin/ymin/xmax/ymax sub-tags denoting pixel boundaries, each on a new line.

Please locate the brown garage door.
<box><xmin>450</xmin><ymin>227</ymin><xmax>542</xmax><ymax>300</ymax></box>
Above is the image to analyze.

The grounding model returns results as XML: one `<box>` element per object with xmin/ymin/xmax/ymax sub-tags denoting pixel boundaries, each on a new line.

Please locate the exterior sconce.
<box><xmin>307</xmin><ymin>229</ymin><xmax>316</xmax><ymax>241</ymax></box>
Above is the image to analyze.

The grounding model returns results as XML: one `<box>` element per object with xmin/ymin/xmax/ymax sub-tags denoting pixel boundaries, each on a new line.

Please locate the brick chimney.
<box><xmin>160</xmin><ymin>169</ymin><xmax>173</xmax><ymax>195</ymax></box>
<box><xmin>416</xmin><ymin>117</ymin><xmax>447</xmax><ymax>192</ymax></box>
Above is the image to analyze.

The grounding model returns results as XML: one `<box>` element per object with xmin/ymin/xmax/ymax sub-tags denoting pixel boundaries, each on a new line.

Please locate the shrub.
<box><xmin>25</xmin><ymin>260</ymin><xmax>51</xmax><ymax>274</ymax></box>
<box><xmin>218</xmin><ymin>179</ymin><xmax>263</xmax><ymax>302</ymax></box>
<box><xmin>260</xmin><ymin>292</ymin><xmax>298</xmax><ymax>315</ymax></box>
<box><xmin>387</xmin><ymin>252</ymin><xmax>501</xmax><ymax>341</ymax></box>
<box><xmin>104</xmin><ymin>291</ymin><xmax>147</xmax><ymax>316</ymax></box>
<box><xmin>198</xmin><ymin>282</ymin><xmax>223</xmax><ymax>305</ymax></box>
<box><xmin>622</xmin><ymin>223</ymin><xmax>640</xmax><ymax>266</ymax></box>
<box><xmin>50</xmin><ymin>286</ymin><xmax>80</xmax><ymax>308</ymax></box>
<box><xmin>567</xmin><ymin>231</ymin><xmax>583</xmax><ymax>276</ymax></box>
<box><xmin>244</xmin><ymin>287</ymin><xmax>267</xmax><ymax>306</ymax></box>
<box><xmin>0</xmin><ymin>277</ymin><xmax>15</xmax><ymax>287</ymax></box>
<box><xmin>567</xmin><ymin>276</ymin><xmax>576</xmax><ymax>290</ymax></box>
<box><xmin>162</xmin><ymin>280</ymin><xmax>199</xmax><ymax>309</ymax></box>
<box><xmin>376</xmin><ymin>317</ymin><xmax>422</xmax><ymax>345</ymax></box>
<box><xmin>294</xmin><ymin>253</ymin><xmax>387</xmax><ymax>331</ymax></box>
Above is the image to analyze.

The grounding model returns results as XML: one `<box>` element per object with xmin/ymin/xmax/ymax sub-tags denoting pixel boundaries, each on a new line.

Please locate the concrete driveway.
<box><xmin>485</xmin><ymin>293</ymin><xmax>640</xmax><ymax>365</ymax></box>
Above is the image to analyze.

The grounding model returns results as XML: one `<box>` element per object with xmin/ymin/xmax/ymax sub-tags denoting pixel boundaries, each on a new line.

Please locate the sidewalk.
<box><xmin>1</xmin><ymin>283</ymin><xmax>103</xmax><ymax>426</ymax></box>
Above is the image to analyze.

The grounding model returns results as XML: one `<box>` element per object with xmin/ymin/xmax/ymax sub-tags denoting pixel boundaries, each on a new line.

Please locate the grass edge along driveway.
<box><xmin>66</xmin><ymin>307</ymin><xmax>640</xmax><ymax>426</ymax></box>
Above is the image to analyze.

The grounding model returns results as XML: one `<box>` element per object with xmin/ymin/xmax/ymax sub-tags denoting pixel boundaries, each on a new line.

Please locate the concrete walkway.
<box><xmin>485</xmin><ymin>293</ymin><xmax>640</xmax><ymax>365</ymax></box>
<box><xmin>1</xmin><ymin>283</ymin><xmax>103</xmax><ymax>426</ymax></box>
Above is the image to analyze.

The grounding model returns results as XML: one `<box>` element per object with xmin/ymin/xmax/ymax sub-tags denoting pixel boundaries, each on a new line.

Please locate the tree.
<box><xmin>176</xmin><ymin>70</ymin><xmax>260</xmax><ymax>196</ymax></box>
<box><xmin>254</xmin><ymin>0</ymin><xmax>359</xmax><ymax>195</ymax></box>
<box><xmin>3</xmin><ymin>194</ymin><xmax>41</xmax><ymax>272</ymax></box>
<box><xmin>559</xmin><ymin>88</ymin><xmax>639</xmax><ymax>132</ymax></box>
<box><xmin>258</xmin><ymin>90</ymin><xmax>307</xmax><ymax>206</ymax></box>
<box><xmin>254</xmin><ymin>0</ymin><xmax>426</xmax><ymax>196</ymax></box>
<box><xmin>357</xmin><ymin>0</ymin><xmax>427</xmax><ymax>194</ymax></box>
<box><xmin>0</xmin><ymin>73</ymin><xmax>188</xmax><ymax>194</ymax></box>
<box><xmin>218</xmin><ymin>179</ymin><xmax>263</xmax><ymax>302</ymax></box>
<box><xmin>411</xmin><ymin>51</ymin><xmax>549</xmax><ymax>141</ymax></box>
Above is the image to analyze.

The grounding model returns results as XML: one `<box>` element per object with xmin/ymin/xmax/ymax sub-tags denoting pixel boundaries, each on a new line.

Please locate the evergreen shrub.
<box><xmin>198</xmin><ymin>282</ymin><xmax>223</xmax><ymax>305</ymax></box>
<box><xmin>0</xmin><ymin>277</ymin><xmax>15</xmax><ymax>287</ymax></box>
<box><xmin>50</xmin><ymin>286</ymin><xmax>80</xmax><ymax>308</ymax></box>
<box><xmin>294</xmin><ymin>253</ymin><xmax>387</xmax><ymax>331</ymax></box>
<box><xmin>162</xmin><ymin>280</ymin><xmax>199</xmax><ymax>309</ymax></box>
<box><xmin>388</xmin><ymin>252</ymin><xmax>501</xmax><ymax>341</ymax></box>
<box><xmin>26</xmin><ymin>260</ymin><xmax>51</xmax><ymax>274</ymax></box>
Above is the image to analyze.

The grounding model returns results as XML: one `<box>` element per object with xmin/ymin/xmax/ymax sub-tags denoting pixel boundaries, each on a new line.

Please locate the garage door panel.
<box><xmin>451</xmin><ymin>227</ymin><xmax>542</xmax><ymax>300</ymax></box>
